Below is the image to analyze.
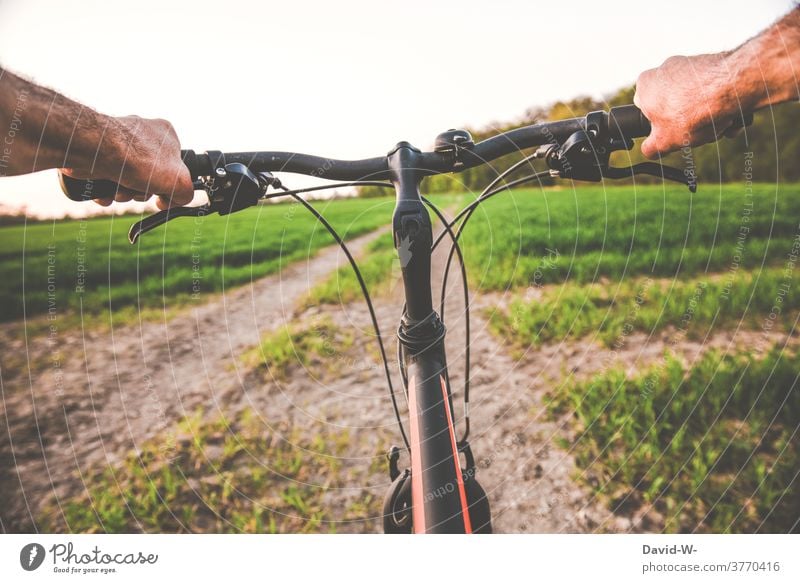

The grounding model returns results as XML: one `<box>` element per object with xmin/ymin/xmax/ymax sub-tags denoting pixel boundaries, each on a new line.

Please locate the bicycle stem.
<box><xmin>389</xmin><ymin>142</ymin><xmax>434</xmax><ymax>321</ymax></box>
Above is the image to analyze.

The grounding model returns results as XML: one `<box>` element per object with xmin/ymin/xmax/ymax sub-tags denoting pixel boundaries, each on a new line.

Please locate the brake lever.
<box><xmin>604</xmin><ymin>162</ymin><xmax>697</xmax><ymax>193</ymax></box>
<box><xmin>127</xmin><ymin>163</ymin><xmax>282</xmax><ymax>244</ymax></box>
<box><xmin>614</xmin><ymin>111</ymin><xmax>751</xmax><ymax>191</ymax></box>
<box><xmin>598</xmin><ymin>111</ymin><xmax>752</xmax><ymax>192</ymax></box>
<box><xmin>542</xmin><ymin>113</ymin><xmax>697</xmax><ymax>193</ymax></box>
<box><xmin>128</xmin><ymin>205</ymin><xmax>212</xmax><ymax>244</ymax></box>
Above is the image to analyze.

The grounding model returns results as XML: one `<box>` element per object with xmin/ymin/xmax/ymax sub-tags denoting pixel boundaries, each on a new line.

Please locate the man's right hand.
<box><xmin>633</xmin><ymin>53</ymin><xmax>743</xmax><ymax>159</ymax></box>
<box><xmin>633</xmin><ymin>8</ymin><xmax>800</xmax><ymax>160</ymax></box>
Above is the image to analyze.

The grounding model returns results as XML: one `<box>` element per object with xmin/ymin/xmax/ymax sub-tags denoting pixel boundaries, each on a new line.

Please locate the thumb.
<box><xmin>640</xmin><ymin>134</ymin><xmax>660</xmax><ymax>159</ymax></box>
<box><xmin>155</xmin><ymin>166</ymin><xmax>195</xmax><ymax>209</ymax></box>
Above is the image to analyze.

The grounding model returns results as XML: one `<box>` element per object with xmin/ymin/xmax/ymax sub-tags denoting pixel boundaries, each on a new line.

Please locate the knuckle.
<box><xmin>636</xmin><ymin>68</ymin><xmax>653</xmax><ymax>84</ymax></box>
<box><xmin>155</xmin><ymin>118</ymin><xmax>176</xmax><ymax>134</ymax></box>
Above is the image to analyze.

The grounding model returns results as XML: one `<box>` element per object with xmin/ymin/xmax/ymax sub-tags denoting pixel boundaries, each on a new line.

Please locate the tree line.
<box><xmin>359</xmin><ymin>85</ymin><xmax>799</xmax><ymax>197</ymax></box>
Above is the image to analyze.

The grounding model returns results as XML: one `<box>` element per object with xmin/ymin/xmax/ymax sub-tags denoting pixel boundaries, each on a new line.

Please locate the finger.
<box><xmin>691</xmin><ymin>125</ymin><xmax>720</xmax><ymax>147</ymax></box>
<box><xmin>61</xmin><ymin>167</ymin><xmax>91</xmax><ymax>180</ymax></box>
<box><xmin>640</xmin><ymin>135</ymin><xmax>659</xmax><ymax>159</ymax></box>
<box><xmin>115</xmin><ymin>186</ymin><xmax>148</xmax><ymax>203</ymax></box>
<box><xmin>166</xmin><ymin>189</ymin><xmax>194</xmax><ymax>207</ymax></box>
<box><xmin>633</xmin><ymin>89</ymin><xmax>651</xmax><ymax>122</ymax></box>
<box><xmin>171</xmin><ymin>168</ymin><xmax>196</xmax><ymax>205</ymax></box>
<box><xmin>155</xmin><ymin>194</ymin><xmax>192</xmax><ymax>210</ymax></box>
<box><xmin>640</xmin><ymin>129</ymin><xmax>680</xmax><ymax>159</ymax></box>
<box><xmin>94</xmin><ymin>198</ymin><xmax>114</xmax><ymax>207</ymax></box>
<box><xmin>155</xmin><ymin>185</ymin><xmax>195</xmax><ymax>210</ymax></box>
<box><xmin>149</xmin><ymin>166</ymin><xmax>195</xmax><ymax>210</ymax></box>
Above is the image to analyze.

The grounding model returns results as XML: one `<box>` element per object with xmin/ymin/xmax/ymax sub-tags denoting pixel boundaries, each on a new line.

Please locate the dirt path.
<box><xmin>0</xmin><ymin>228</ymin><xmax>387</xmax><ymax>532</ymax></box>
<box><xmin>1</xmin><ymin>216</ymin><xmax>789</xmax><ymax>533</ymax></box>
<box><xmin>446</xmin><ymin>292</ymin><xmax>784</xmax><ymax>533</ymax></box>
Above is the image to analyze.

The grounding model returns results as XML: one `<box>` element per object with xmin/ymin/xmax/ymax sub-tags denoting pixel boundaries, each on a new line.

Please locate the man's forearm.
<box><xmin>729</xmin><ymin>8</ymin><xmax>800</xmax><ymax>112</ymax></box>
<box><xmin>0</xmin><ymin>67</ymin><xmax>193</xmax><ymax>207</ymax></box>
<box><xmin>0</xmin><ymin>68</ymin><xmax>125</xmax><ymax>177</ymax></box>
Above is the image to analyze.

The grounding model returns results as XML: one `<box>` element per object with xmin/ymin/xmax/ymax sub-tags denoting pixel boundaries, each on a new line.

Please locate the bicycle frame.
<box><xmin>388</xmin><ymin>142</ymin><xmax>474</xmax><ymax>533</ymax></box>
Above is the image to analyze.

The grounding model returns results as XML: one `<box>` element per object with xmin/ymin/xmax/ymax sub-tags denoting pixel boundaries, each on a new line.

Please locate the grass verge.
<box><xmin>302</xmin><ymin>233</ymin><xmax>398</xmax><ymax>307</ymax></box>
<box><xmin>488</xmin><ymin>267</ymin><xmax>800</xmax><ymax>351</ymax></box>
<box><xmin>0</xmin><ymin>197</ymin><xmax>394</xmax><ymax>323</ymax></box>
<box><xmin>550</xmin><ymin>348</ymin><xmax>800</xmax><ymax>533</ymax></box>
<box><xmin>458</xmin><ymin>183</ymin><xmax>800</xmax><ymax>291</ymax></box>
<box><xmin>241</xmin><ymin>316</ymin><xmax>355</xmax><ymax>380</ymax></box>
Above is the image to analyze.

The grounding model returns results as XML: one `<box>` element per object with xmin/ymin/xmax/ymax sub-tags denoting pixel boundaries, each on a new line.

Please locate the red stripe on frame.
<box><xmin>407</xmin><ymin>376</ymin><xmax>426</xmax><ymax>533</ymax></box>
<box><xmin>440</xmin><ymin>376</ymin><xmax>473</xmax><ymax>534</ymax></box>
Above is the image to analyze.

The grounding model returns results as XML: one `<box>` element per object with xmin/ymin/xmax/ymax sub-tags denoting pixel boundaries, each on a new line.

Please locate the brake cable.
<box><xmin>126</xmin><ymin>167</ymin><xmax>412</xmax><ymax>451</ymax></box>
<box><xmin>433</xmin><ymin>160</ymin><xmax>553</xmax><ymax>442</ymax></box>
<box><xmin>125</xmin><ymin>156</ymin><xmax>552</xmax><ymax>451</ymax></box>
<box><xmin>270</xmin><ymin>181</ymin><xmax>411</xmax><ymax>451</ymax></box>
<box><xmin>393</xmin><ymin>164</ymin><xmax>554</xmax><ymax>444</ymax></box>
<box><xmin>432</xmin><ymin>155</ymin><xmax>547</xmax><ymax>252</ymax></box>
<box><xmin>261</xmin><ymin>181</ymin><xmax>394</xmax><ymax>199</ymax></box>
<box><xmin>393</xmin><ymin>198</ymin><xmax>469</xmax><ymax>397</ymax></box>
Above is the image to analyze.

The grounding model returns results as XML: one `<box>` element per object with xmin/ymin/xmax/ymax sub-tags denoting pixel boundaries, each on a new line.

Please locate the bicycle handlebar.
<box><xmin>60</xmin><ymin>105</ymin><xmax>651</xmax><ymax>201</ymax></box>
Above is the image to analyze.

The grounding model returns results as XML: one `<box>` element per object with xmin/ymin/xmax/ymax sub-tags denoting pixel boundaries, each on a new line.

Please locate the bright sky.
<box><xmin>0</xmin><ymin>0</ymin><xmax>793</xmax><ymax>217</ymax></box>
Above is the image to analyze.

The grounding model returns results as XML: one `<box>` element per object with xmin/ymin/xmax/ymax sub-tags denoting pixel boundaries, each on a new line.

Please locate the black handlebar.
<box><xmin>59</xmin><ymin>105</ymin><xmax>653</xmax><ymax>201</ymax></box>
<box><xmin>59</xmin><ymin>174</ymin><xmax>119</xmax><ymax>201</ymax></box>
<box><xmin>608</xmin><ymin>104</ymin><xmax>651</xmax><ymax>140</ymax></box>
<box><xmin>59</xmin><ymin>151</ymin><xmax>205</xmax><ymax>202</ymax></box>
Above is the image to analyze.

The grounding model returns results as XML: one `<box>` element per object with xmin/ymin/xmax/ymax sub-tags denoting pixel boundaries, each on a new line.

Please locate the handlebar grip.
<box><xmin>608</xmin><ymin>105</ymin><xmax>651</xmax><ymax>140</ymax></box>
<box><xmin>59</xmin><ymin>173</ymin><xmax>120</xmax><ymax>201</ymax></box>
<box><xmin>59</xmin><ymin>150</ymin><xmax>200</xmax><ymax>201</ymax></box>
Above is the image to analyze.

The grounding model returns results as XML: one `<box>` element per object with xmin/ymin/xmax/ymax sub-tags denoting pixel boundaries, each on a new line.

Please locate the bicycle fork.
<box><xmin>382</xmin><ymin>142</ymin><xmax>491</xmax><ymax>534</ymax></box>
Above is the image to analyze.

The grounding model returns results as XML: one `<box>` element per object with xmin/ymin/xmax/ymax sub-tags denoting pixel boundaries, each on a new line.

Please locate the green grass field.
<box><xmin>457</xmin><ymin>183</ymin><xmax>800</xmax><ymax>289</ymax></box>
<box><xmin>490</xmin><ymin>266</ymin><xmax>800</xmax><ymax>351</ymax></box>
<box><xmin>8</xmin><ymin>184</ymin><xmax>792</xmax><ymax>326</ymax></box>
<box><xmin>303</xmin><ymin>193</ymin><xmax>465</xmax><ymax>306</ymax></box>
<box><xmin>0</xmin><ymin>197</ymin><xmax>397</xmax><ymax>324</ymax></box>
<box><xmin>14</xmin><ymin>182</ymin><xmax>800</xmax><ymax>533</ymax></box>
<box><xmin>551</xmin><ymin>348</ymin><xmax>799</xmax><ymax>533</ymax></box>
<box><xmin>452</xmin><ymin>183</ymin><xmax>800</xmax><ymax>348</ymax></box>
